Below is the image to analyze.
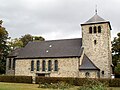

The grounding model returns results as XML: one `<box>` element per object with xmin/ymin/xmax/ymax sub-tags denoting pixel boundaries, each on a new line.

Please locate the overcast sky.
<box><xmin>0</xmin><ymin>0</ymin><xmax>120</xmax><ymax>40</ymax></box>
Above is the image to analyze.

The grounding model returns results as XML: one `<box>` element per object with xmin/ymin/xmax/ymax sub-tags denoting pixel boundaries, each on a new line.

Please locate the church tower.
<box><xmin>81</xmin><ymin>13</ymin><xmax>112</xmax><ymax>78</ymax></box>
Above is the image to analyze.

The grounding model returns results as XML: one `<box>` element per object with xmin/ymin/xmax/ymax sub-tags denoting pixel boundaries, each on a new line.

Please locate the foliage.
<box><xmin>20</xmin><ymin>34</ymin><xmax>33</xmax><ymax>47</ymax></box>
<box><xmin>8</xmin><ymin>38</ymin><xmax>23</xmax><ymax>50</ymax></box>
<box><xmin>33</xmin><ymin>36</ymin><xmax>45</xmax><ymax>41</ymax></box>
<box><xmin>112</xmin><ymin>32</ymin><xmax>120</xmax><ymax>74</ymax></box>
<box><xmin>109</xmin><ymin>78</ymin><xmax>120</xmax><ymax>87</ymax></box>
<box><xmin>8</xmin><ymin>34</ymin><xmax>45</xmax><ymax>50</ymax></box>
<box><xmin>38</xmin><ymin>81</ymin><xmax>73</xmax><ymax>89</ymax></box>
<box><xmin>78</xmin><ymin>79</ymin><xmax>107</xmax><ymax>90</ymax></box>
<box><xmin>0</xmin><ymin>20</ymin><xmax>9</xmax><ymax>74</ymax></box>
<box><xmin>0</xmin><ymin>76</ymin><xmax>32</xmax><ymax>83</ymax></box>
<box><xmin>114</xmin><ymin>63</ymin><xmax>120</xmax><ymax>75</ymax></box>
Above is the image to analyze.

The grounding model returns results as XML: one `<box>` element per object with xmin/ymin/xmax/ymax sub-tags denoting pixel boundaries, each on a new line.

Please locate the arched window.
<box><xmin>36</xmin><ymin>60</ymin><xmax>40</xmax><ymax>71</ymax></box>
<box><xmin>42</xmin><ymin>60</ymin><xmax>46</xmax><ymax>71</ymax></box>
<box><xmin>31</xmin><ymin>60</ymin><xmax>34</xmax><ymax>71</ymax></box>
<box><xmin>102</xmin><ymin>71</ymin><xmax>104</xmax><ymax>75</ymax></box>
<box><xmin>54</xmin><ymin>60</ymin><xmax>58</xmax><ymax>71</ymax></box>
<box><xmin>48</xmin><ymin>60</ymin><xmax>52</xmax><ymax>71</ymax></box>
<box><xmin>98</xmin><ymin>26</ymin><xmax>101</xmax><ymax>33</ymax></box>
<box><xmin>94</xmin><ymin>26</ymin><xmax>97</xmax><ymax>33</ymax></box>
<box><xmin>94</xmin><ymin>40</ymin><xmax>97</xmax><ymax>45</ymax></box>
<box><xmin>89</xmin><ymin>27</ymin><xmax>92</xmax><ymax>33</ymax></box>
<box><xmin>9</xmin><ymin>58</ymin><xmax>11</xmax><ymax>70</ymax></box>
<box><xmin>12</xmin><ymin>58</ymin><xmax>15</xmax><ymax>70</ymax></box>
<box><xmin>85</xmin><ymin>72</ymin><xmax>90</xmax><ymax>78</ymax></box>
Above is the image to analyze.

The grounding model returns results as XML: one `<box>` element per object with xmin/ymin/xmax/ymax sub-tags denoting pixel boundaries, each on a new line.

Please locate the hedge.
<box><xmin>0</xmin><ymin>76</ymin><xmax>120</xmax><ymax>87</ymax></box>
<box><xmin>36</xmin><ymin>77</ymin><xmax>120</xmax><ymax>87</ymax></box>
<box><xmin>0</xmin><ymin>76</ymin><xmax>32</xmax><ymax>83</ymax></box>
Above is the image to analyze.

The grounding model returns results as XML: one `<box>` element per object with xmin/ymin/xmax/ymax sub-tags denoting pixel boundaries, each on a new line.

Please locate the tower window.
<box><xmin>94</xmin><ymin>26</ymin><xmax>97</xmax><ymax>33</ymax></box>
<box><xmin>102</xmin><ymin>71</ymin><xmax>104</xmax><ymax>75</ymax></box>
<box><xmin>94</xmin><ymin>40</ymin><xmax>97</xmax><ymax>45</ymax></box>
<box><xmin>98</xmin><ymin>26</ymin><xmax>101</xmax><ymax>33</ymax></box>
<box><xmin>89</xmin><ymin>27</ymin><xmax>92</xmax><ymax>33</ymax></box>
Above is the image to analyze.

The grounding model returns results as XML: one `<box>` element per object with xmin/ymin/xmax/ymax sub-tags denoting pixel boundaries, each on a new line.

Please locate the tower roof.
<box><xmin>85</xmin><ymin>14</ymin><xmax>105</xmax><ymax>23</ymax></box>
<box><xmin>81</xmin><ymin>13</ymin><xmax>112</xmax><ymax>30</ymax></box>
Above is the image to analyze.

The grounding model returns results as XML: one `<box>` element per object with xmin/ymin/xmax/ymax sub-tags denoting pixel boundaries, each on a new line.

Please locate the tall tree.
<box><xmin>0</xmin><ymin>20</ymin><xmax>9</xmax><ymax>74</ymax></box>
<box><xmin>112</xmin><ymin>32</ymin><xmax>120</xmax><ymax>74</ymax></box>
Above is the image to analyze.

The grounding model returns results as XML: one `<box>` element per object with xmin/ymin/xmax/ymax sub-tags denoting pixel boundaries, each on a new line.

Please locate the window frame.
<box><xmin>85</xmin><ymin>72</ymin><xmax>90</xmax><ymax>78</ymax></box>
<box><xmin>54</xmin><ymin>60</ymin><xmax>58</xmax><ymax>71</ymax></box>
<box><xmin>42</xmin><ymin>60</ymin><xmax>46</xmax><ymax>71</ymax></box>
<box><xmin>8</xmin><ymin>58</ymin><xmax>11</xmax><ymax>70</ymax></box>
<box><xmin>48</xmin><ymin>60</ymin><xmax>52</xmax><ymax>71</ymax></box>
<box><xmin>94</xmin><ymin>26</ymin><xmax>97</xmax><ymax>33</ymax></box>
<box><xmin>36</xmin><ymin>60</ymin><xmax>40</xmax><ymax>71</ymax></box>
<box><xmin>12</xmin><ymin>58</ymin><xmax>15</xmax><ymax>70</ymax></box>
<box><xmin>98</xmin><ymin>26</ymin><xmax>101</xmax><ymax>33</ymax></box>
<box><xmin>89</xmin><ymin>27</ymin><xmax>92</xmax><ymax>34</ymax></box>
<box><xmin>31</xmin><ymin>60</ymin><xmax>34</xmax><ymax>71</ymax></box>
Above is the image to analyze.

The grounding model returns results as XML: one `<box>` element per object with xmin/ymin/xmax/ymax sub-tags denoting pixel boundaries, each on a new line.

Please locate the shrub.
<box><xmin>38</xmin><ymin>81</ymin><xmax>73</xmax><ymax>89</ymax></box>
<box><xmin>0</xmin><ymin>75</ymin><xmax>32</xmax><ymax>83</ymax></box>
<box><xmin>78</xmin><ymin>79</ymin><xmax>107</xmax><ymax>90</ymax></box>
<box><xmin>109</xmin><ymin>78</ymin><xmax>120</xmax><ymax>87</ymax></box>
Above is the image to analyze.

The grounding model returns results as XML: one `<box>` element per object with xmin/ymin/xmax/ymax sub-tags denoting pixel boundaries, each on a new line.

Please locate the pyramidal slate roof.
<box><xmin>81</xmin><ymin>13</ymin><xmax>112</xmax><ymax>30</ymax></box>
<box><xmin>85</xmin><ymin>14</ymin><xmax>105</xmax><ymax>23</ymax></box>
<box><xmin>79</xmin><ymin>54</ymin><xmax>100</xmax><ymax>70</ymax></box>
<box><xmin>13</xmin><ymin>38</ymin><xmax>83</xmax><ymax>59</ymax></box>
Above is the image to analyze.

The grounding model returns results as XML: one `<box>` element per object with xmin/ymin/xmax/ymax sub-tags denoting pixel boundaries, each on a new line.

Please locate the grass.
<box><xmin>0</xmin><ymin>82</ymin><xmax>78</xmax><ymax>90</ymax></box>
<box><xmin>0</xmin><ymin>82</ymin><xmax>120</xmax><ymax>90</ymax></box>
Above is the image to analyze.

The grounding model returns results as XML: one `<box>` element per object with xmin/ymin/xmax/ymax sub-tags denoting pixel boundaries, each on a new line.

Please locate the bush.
<box><xmin>78</xmin><ymin>79</ymin><xmax>107</xmax><ymax>90</ymax></box>
<box><xmin>36</xmin><ymin>77</ymin><xmax>120</xmax><ymax>87</ymax></box>
<box><xmin>0</xmin><ymin>75</ymin><xmax>32</xmax><ymax>83</ymax></box>
<box><xmin>38</xmin><ymin>81</ymin><xmax>73</xmax><ymax>89</ymax></box>
<box><xmin>109</xmin><ymin>78</ymin><xmax>120</xmax><ymax>87</ymax></box>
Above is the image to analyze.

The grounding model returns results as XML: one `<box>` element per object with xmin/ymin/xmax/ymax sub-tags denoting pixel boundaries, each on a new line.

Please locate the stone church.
<box><xmin>6</xmin><ymin>13</ymin><xmax>112</xmax><ymax>78</ymax></box>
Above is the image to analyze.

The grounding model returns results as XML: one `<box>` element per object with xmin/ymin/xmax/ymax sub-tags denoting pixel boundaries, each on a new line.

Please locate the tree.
<box><xmin>20</xmin><ymin>34</ymin><xmax>45</xmax><ymax>47</ymax></box>
<box><xmin>20</xmin><ymin>34</ymin><xmax>33</xmax><ymax>47</ymax></box>
<box><xmin>33</xmin><ymin>36</ymin><xmax>45</xmax><ymax>41</ymax></box>
<box><xmin>8</xmin><ymin>38</ymin><xmax>23</xmax><ymax>51</ymax></box>
<box><xmin>0</xmin><ymin>20</ymin><xmax>9</xmax><ymax>74</ymax></box>
<box><xmin>112</xmin><ymin>32</ymin><xmax>120</xmax><ymax>75</ymax></box>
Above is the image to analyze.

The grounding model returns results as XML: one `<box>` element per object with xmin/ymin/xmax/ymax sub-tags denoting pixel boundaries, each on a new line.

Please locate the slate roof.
<box><xmin>79</xmin><ymin>54</ymin><xmax>100</xmax><ymax>70</ymax></box>
<box><xmin>85</xmin><ymin>14</ymin><xmax>105</xmax><ymax>23</ymax></box>
<box><xmin>8</xmin><ymin>48</ymin><xmax>22</xmax><ymax>57</ymax></box>
<box><xmin>13</xmin><ymin>38</ymin><xmax>83</xmax><ymax>59</ymax></box>
<box><xmin>81</xmin><ymin>14</ymin><xmax>112</xmax><ymax>30</ymax></box>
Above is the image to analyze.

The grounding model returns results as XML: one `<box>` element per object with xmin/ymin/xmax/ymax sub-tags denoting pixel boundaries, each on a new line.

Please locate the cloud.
<box><xmin>0</xmin><ymin>0</ymin><xmax>119</xmax><ymax>40</ymax></box>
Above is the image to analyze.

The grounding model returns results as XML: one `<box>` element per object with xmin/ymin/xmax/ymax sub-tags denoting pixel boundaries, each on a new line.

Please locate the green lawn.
<box><xmin>0</xmin><ymin>82</ymin><xmax>78</xmax><ymax>90</ymax></box>
<box><xmin>0</xmin><ymin>82</ymin><xmax>120</xmax><ymax>90</ymax></box>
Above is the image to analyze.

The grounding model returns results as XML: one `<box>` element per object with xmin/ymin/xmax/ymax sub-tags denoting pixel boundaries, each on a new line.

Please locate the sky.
<box><xmin>0</xmin><ymin>0</ymin><xmax>120</xmax><ymax>40</ymax></box>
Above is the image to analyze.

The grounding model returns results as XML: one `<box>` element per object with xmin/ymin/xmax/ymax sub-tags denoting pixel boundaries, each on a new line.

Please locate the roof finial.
<box><xmin>95</xmin><ymin>5</ymin><xmax>97</xmax><ymax>14</ymax></box>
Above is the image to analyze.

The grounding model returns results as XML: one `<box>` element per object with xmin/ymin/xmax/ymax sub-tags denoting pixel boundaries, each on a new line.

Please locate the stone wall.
<box><xmin>79</xmin><ymin>70</ymin><xmax>99</xmax><ymax>78</ymax></box>
<box><xmin>6</xmin><ymin>58</ymin><xmax>15</xmax><ymax>75</ymax></box>
<box><xmin>81</xmin><ymin>23</ymin><xmax>112</xmax><ymax>78</ymax></box>
<box><xmin>15</xmin><ymin>57</ymin><xmax>80</xmax><ymax>77</ymax></box>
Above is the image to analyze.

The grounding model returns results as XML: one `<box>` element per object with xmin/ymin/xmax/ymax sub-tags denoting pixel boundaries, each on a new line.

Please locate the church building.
<box><xmin>6</xmin><ymin>12</ymin><xmax>112</xmax><ymax>78</ymax></box>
